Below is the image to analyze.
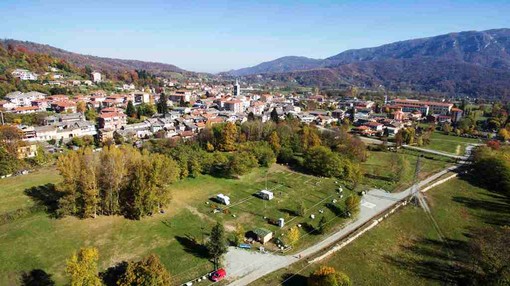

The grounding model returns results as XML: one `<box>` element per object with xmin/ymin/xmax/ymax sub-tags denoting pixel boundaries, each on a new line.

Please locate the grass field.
<box><xmin>423</xmin><ymin>132</ymin><xmax>481</xmax><ymax>155</ymax></box>
<box><xmin>0</xmin><ymin>164</ymin><xmax>353</xmax><ymax>285</ymax></box>
<box><xmin>250</xmin><ymin>176</ymin><xmax>510</xmax><ymax>286</ymax></box>
<box><xmin>360</xmin><ymin>150</ymin><xmax>451</xmax><ymax>192</ymax></box>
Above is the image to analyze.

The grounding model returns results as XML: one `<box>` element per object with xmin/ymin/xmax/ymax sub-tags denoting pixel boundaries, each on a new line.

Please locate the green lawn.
<box><xmin>250</xmin><ymin>177</ymin><xmax>510</xmax><ymax>286</ymax></box>
<box><xmin>360</xmin><ymin>150</ymin><xmax>451</xmax><ymax>192</ymax></box>
<box><xmin>0</xmin><ymin>164</ymin><xmax>354</xmax><ymax>285</ymax></box>
<box><xmin>0</xmin><ymin>168</ymin><xmax>61</xmax><ymax>213</ymax></box>
<box><xmin>423</xmin><ymin>132</ymin><xmax>482</xmax><ymax>155</ymax></box>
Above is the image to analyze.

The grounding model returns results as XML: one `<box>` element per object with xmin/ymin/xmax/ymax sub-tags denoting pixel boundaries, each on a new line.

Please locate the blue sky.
<box><xmin>0</xmin><ymin>0</ymin><xmax>509</xmax><ymax>72</ymax></box>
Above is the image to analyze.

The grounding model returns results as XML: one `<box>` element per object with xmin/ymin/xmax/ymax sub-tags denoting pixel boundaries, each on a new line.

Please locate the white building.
<box><xmin>5</xmin><ymin>91</ymin><xmax>46</xmax><ymax>107</ymax></box>
<box><xmin>11</xmin><ymin>69</ymin><xmax>38</xmax><ymax>81</ymax></box>
<box><xmin>233</xmin><ymin>79</ymin><xmax>241</xmax><ymax>97</ymax></box>
<box><xmin>91</xmin><ymin>71</ymin><xmax>102</xmax><ymax>83</ymax></box>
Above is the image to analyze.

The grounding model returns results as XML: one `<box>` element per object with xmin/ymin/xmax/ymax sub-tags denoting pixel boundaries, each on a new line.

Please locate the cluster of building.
<box><xmin>1</xmin><ymin>75</ymin><xmax>467</xmax><ymax>146</ymax></box>
<box><xmin>350</xmin><ymin>97</ymin><xmax>463</xmax><ymax>136</ymax></box>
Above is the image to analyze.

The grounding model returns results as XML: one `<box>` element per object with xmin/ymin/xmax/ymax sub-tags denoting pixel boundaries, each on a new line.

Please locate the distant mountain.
<box><xmin>0</xmin><ymin>39</ymin><xmax>185</xmax><ymax>75</ymax></box>
<box><xmin>227</xmin><ymin>29</ymin><xmax>510</xmax><ymax>97</ymax></box>
<box><xmin>229</xmin><ymin>56</ymin><xmax>323</xmax><ymax>76</ymax></box>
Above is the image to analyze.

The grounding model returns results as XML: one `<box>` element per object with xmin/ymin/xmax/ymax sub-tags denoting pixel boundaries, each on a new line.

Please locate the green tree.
<box><xmin>228</xmin><ymin>151</ymin><xmax>258</xmax><ymax>176</ymax></box>
<box><xmin>345</xmin><ymin>195</ymin><xmax>360</xmax><ymax>215</ymax></box>
<box><xmin>85</xmin><ymin>108</ymin><xmax>97</xmax><ymax>122</ymax></box>
<box><xmin>98</xmin><ymin>146</ymin><xmax>126</xmax><ymax>215</ymax></box>
<box><xmin>65</xmin><ymin>247</ymin><xmax>102</xmax><ymax>286</ymax></box>
<box><xmin>308</xmin><ymin>266</ymin><xmax>351</xmax><ymax>286</ymax></box>
<box><xmin>270</xmin><ymin>108</ymin><xmax>280</xmax><ymax>123</ymax></box>
<box><xmin>318</xmin><ymin>216</ymin><xmax>328</xmax><ymax>235</ymax></box>
<box><xmin>0</xmin><ymin>146</ymin><xmax>19</xmax><ymax>176</ymax></box>
<box><xmin>206</xmin><ymin>222</ymin><xmax>228</xmax><ymax>269</ymax></box>
<box><xmin>126</xmin><ymin>100</ymin><xmax>136</xmax><ymax>118</ymax></box>
<box><xmin>117</xmin><ymin>254</ymin><xmax>172</xmax><ymax>286</ymax></box>
<box><xmin>157</xmin><ymin>93</ymin><xmax>169</xmax><ymax>115</ymax></box>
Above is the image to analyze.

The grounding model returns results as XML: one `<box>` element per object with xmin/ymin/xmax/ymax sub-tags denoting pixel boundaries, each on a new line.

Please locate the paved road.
<box><xmin>224</xmin><ymin>166</ymin><xmax>457</xmax><ymax>286</ymax></box>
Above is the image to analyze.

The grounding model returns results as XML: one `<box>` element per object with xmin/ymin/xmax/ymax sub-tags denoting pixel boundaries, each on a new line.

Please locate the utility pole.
<box><xmin>410</xmin><ymin>154</ymin><xmax>422</xmax><ymax>205</ymax></box>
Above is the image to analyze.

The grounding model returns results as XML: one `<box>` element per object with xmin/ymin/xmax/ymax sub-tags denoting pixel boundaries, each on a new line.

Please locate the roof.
<box><xmin>14</xmin><ymin>106</ymin><xmax>39</xmax><ymax>111</ymax></box>
<box><xmin>99</xmin><ymin>112</ymin><xmax>126</xmax><ymax>119</ymax></box>
<box><xmin>253</xmin><ymin>228</ymin><xmax>272</xmax><ymax>237</ymax></box>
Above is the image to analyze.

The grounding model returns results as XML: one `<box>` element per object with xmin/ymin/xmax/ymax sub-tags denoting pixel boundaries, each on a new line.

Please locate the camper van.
<box><xmin>258</xmin><ymin>189</ymin><xmax>274</xmax><ymax>200</ymax></box>
<box><xmin>216</xmin><ymin>194</ymin><xmax>231</xmax><ymax>205</ymax></box>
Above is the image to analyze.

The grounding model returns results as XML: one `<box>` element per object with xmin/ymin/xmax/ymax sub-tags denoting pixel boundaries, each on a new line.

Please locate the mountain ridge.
<box><xmin>226</xmin><ymin>28</ymin><xmax>510</xmax><ymax>97</ymax></box>
<box><xmin>0</xmin><ymin>39</ymin><xmax>185</xmax><ymax>75</ymax></box>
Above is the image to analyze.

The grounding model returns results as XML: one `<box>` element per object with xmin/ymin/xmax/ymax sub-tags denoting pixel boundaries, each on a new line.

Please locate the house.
<box><xmin>364</xmin><ymin>121</ymin><xmax>384</xmax><ymax>132</ymax></box>
<box><xmin>98</xmin><ymin>112</ymin><xmax>127</xmax><ymax>130</ymax></box>
<box><xmin>91</xmin><ymin>71</ymin><xmax>102</xmax><ymax>83</ymax></box>
<box><xmin>169</xmin><ymin>90</ymin><xmax>191</xmax><ymax>103</ymax></box>
<box><xmin>51</xmin><ymin>101</ymin><xmax>77</xmax><ymax>113</ymax></box>
<box><xmin>17</xmin><ymin>144</ymin><xmax>37</xmax><ymax>159</ymax></box>
<box><xmin>132</xmin><ymin>92</ymin><xmax>150</xmax><ymax>105</ymax></box>
<box><xmin>451</xmin><ymin>108</ymin><xmax>463</xmax><ymax>123</ymax></box>
<box><xmin>251</xmin><ymin>228</ymin><xmax>273</xmax><ymax>244</ymax></box>
<box><xmin>5</xmin><ymin>91</ymin><xmax>46</xmax><ymax>107</ymax></box>
<box><xmin>11</xmin><ymin>106</ymin><xmax>40</xmax><ymax>114</ymax></box>
<box><xmin>224</xmin><ymin>100</ymin><xmax>243</xmax><ymax>113</ymax></box>
<box><xmin>11</xmin><ymin>69</ymin><xmax>38</xmax><ymax>81</ymax></box>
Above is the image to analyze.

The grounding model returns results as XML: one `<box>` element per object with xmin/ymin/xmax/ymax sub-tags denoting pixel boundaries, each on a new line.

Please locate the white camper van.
<box><xmin>216</xmin><ymin>194</ymin><xmax>231</xmax><ymax>205</ymax></box>
<box><xmin>258</xmin><ymin>189</ymin><xmax>274</xmax><ymax>200</ymax></box>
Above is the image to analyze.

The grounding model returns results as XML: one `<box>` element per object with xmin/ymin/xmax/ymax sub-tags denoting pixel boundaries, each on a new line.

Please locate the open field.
<box><xmin>250</xmin><ymin>176</ymin><xmax>510</xmax><ymax>286</ymax></box>
<box><xmin>423</xmin><ymin>132</ymin><xmax>481</xmax><ymax>155</ymax></box>
<box><xmin>360</xmin><ymin>150</ymin><xmax>452</xmax><ymax>192</ymax></box>
<box><xmin>0</xmin><ymin>168</ymin><xmax>61</xmax><ymax>213</ymax></box>
<box><xmin>0</xmin><ymin>164</ymin><xmax>354</xmax><ymax>285</ymax></box>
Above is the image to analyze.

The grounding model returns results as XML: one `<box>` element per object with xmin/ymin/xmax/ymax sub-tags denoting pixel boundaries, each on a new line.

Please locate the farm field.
<box><xmin>250</xmin><ymin>176</ymin><xmax>510</xmax><ymax>286</ymax></box>
<box><xmin>423</xmin><ymin>132</ymin><xmax>481</xmax><ymax>155</ymax></box>
<box><xmin>0</xmin><ymin>164</ymin><xmax>352</xmax><ymax>285</ymax></box>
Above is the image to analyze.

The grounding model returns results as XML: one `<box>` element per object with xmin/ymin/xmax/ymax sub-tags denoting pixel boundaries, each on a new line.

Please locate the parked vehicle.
<box><xmin>209</xmin><ymin>268</ymin><xmax>226</xmax><ymax>282</ymax></box>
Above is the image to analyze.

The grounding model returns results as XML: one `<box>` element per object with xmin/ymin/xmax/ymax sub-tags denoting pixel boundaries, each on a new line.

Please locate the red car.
<box><xmin>210</xmin><ymin>268</ymin><xmax>226</xmax><ymax>282</ymax></box>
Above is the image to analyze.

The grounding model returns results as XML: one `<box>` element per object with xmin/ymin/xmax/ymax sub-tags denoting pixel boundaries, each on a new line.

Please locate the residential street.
<box><xmin>224</xmin><ymin>166</ymin><xmax>457</xmax><ymax>286</ymax></box>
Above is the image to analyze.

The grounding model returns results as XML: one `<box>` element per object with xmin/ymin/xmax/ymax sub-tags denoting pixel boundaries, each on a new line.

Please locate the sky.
<box><xmin>0</xmin><ymin>0</ymin><xmax>509</xmax><ymax>73</ymax></box>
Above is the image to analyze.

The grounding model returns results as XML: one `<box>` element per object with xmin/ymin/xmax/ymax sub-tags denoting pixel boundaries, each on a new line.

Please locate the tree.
<box><xmin>79</xmin><ymin>148</ymin><xmax>99</xmax><ymax>218</ymax></box>
<box><xmin>270</xmin><ymin>108</ymin><xmax>280</xmax><ymax>123</ymax></box>
<box><xmin>228</xmin><ymin>151</ymin><xmax>258</xmax><ymax>177</ymax></box>
<box><xmin>345</xmin><ymin>195</ymin><xmax>360</xmax><ymax>215</ymax></box>
<box><xmin>247</xmin><ymin>111</ymin><xmax>255</xmax><ymax>121</ymax></box>
<box><xmin>268</xmin><ymin>131</ymin><xmax>281</xmax><ymax>154</ymax></box>
<box><xmin>157</xmin><ymin>93</ymin><xmax>168</xmax><ymax>115</ymax></box>
<box><xmin>76</xmin><ymin>101</ymin><xmax>86</xmax><ymax>113</ymax></box>
<box><xmin>233</xmin><ymin>223</ymin><xmax>245</xmax><ymax>245</ymax></box>
<box><xmin>117</xmin><ymin>254</ymin><xmax>172</xmax><ymax>286</ymax></box>
<box><xmin>206</xmin><ymin>222</ymin><xmax>228</xmax><ymax>269</ymax></box>
<box><xmin>98</xmin><ymin>146</ymin><xmax>126</xmax><ymax>215</ymax></box>
<box><xmin>65</xmin><ymin>247</ymin><xmax>102</xmax><ymax>286</ymax></box>
<box><xmin>304</xmin><ymin>146</ymin><xmax>346</xmax><ymax>178</ymax></box>
<box><xmin>287</xmin><ymin>226</ymin><xmax>300</xmax><ymax>245</ymax></box>
<box><xmin>318</xmin><ymin>216</ymin><xmax>327</xmax><ymax>235</ymax></box>
<box><xmin>85</xmin><ymin>108</ymin><xmax>97</xmax><ymax>122</ymax></box>
<box><xmin>219</xmin><ymin>122</ymin><xmax>238</xmax><ymax>152</ymax></box>
<box><xmin>308</xmin><ymin>266</ymin><xmax>351</xmax><ymax>286</ymax></box>
<box><xmin>297</xmin><ymin>200</ymin><xmax>307</xmax><ymax>217</ymax></box>
<box><xmin>126</xmin><ymin>100</ymin><xmax>136</xmax><ymax>118</ymax></box>
<box><xmin>498</xmin><ymin>128</ymin><xmax>510</xmax><ymax>141</ymax></box>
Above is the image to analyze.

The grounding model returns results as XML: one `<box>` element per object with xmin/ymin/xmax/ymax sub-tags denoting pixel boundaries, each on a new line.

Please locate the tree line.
<box><xmin>56</xmin><ymin>146</ymin><xmax>179</xmax><ymax>219</ymax></box>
